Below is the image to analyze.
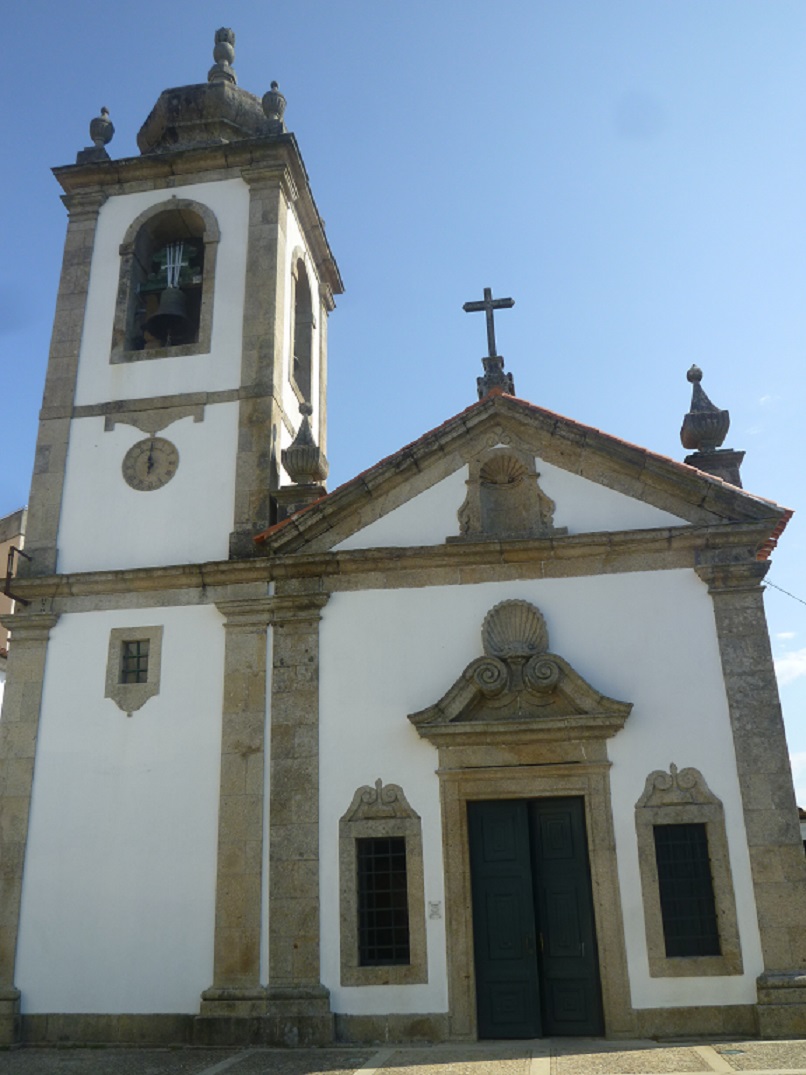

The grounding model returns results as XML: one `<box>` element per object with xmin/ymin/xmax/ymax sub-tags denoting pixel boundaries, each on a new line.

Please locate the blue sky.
<box><xmin>3</xmin><ymin>1</ymin><xmax>806</xmax><ymax>797</ymax></box>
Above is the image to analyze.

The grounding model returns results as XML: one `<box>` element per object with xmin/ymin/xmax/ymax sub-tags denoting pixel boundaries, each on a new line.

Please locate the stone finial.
<box><xmin>680</xmin><ymin>365</ymin><xmax>729</xmax><ymax>451</ymax></box>
<box><xmin>262</xmin><ymin>81</ymin><xmax>287</xmax><ymax>133</ymax></box>
<box><xmin>76</xmin><ymin>107</ymin><xmax>114</xmax><ymax>164</ymax></box>
<box><xmin>208</xmin><ymin>27</ymin><xmax>237</xmax><ymax>84</ymax></box>
<box><xmin>90</xmin><ymin>107</ymin><xmax>114</xmax><ymax>148</ymax></box>
<box><xmin>281</xmin><ymin>403</ymin><xmax>329</xmax><ymax>485</ymax></box>
<box><xmin>680</xmin><ymin>365</ymin><xmax>744</xmax><ymax>487</ymax></box>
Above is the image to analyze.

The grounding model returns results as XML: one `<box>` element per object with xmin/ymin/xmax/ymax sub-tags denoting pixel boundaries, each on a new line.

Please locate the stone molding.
<box><xmin>104</xmin><ymin>404</ymin><xmax>205</xmax><ymax>436</ymax></box>
<box><xmin>12</xmin><ymin>519</ymin><xmax>779</xmax><ymax>607</ymax></box>
<box><xmin>338</xmin><ymin>780</ymin><xmax>427</xmax><ymax>987</ymax></box>
<box><xmin>635</xmin><ymin>764</ymin><xmax>743</xmax><ymax>978</ymax></box>
<box><xmin>409</xmin><ymin>599</ymin><xmax>632</xmax><ymax>757</ymax></box>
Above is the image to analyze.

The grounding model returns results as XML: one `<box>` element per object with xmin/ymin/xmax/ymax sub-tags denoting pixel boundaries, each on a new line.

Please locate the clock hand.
<box><xmin>146</xmin><ymin>441</ymin><xmax>155</xmax><ymax>474</ymax></box>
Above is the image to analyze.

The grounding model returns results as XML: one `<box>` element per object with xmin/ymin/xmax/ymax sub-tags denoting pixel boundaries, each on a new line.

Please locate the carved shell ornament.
<box><xmin>482</xmin><ymin>600</ymin><xmax>549</xmax><ymax>659</ymax></box>
<box><xmin>479</xmin><ymin>453</ymin><xmax>530</xmax><ymax>486</ymax></box>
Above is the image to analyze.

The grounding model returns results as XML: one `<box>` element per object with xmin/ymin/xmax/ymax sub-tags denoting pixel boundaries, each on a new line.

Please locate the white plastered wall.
<box><xmin>318</xmin><ymin>569</ymin><xmax>762</xmax><ymax>1015</ymax></box>
<box><xmin>56</xmin><ymin>179</ymin><xmax>250</xmax><ymax>572</ymax></box>
<box><xmin>74</xmin><ymin>179</ymin><xmax>250</xmax><ymax>404</ymax></box>
<box><xmin>333</xmin><ymin>457</ymin><xmax>686</xmax><ymax>552</ymax></box>
<box><xmin>57</xmin><ymin>406</ymin><xmax>238</xmax><ymax>573</ymax></box>
<box><xmin>16</xmin><ymin>604</ymin><xmax>224</xmax><ymax>1014</ymax></box>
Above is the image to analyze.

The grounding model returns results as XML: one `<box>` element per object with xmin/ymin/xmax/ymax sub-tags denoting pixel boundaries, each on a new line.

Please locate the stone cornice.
<box><xmin>4</xmin><ymin>520</ymin><xmax>780</xmax><ymax>608</ymax></box>
<box><xmin>52</xmin><ymin>134</ymin><xmax>343</xmax><ymax>296</ymax></box>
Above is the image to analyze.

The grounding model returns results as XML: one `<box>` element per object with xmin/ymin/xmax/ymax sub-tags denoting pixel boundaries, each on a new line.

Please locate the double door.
<box><xmin>468</xmin><ymin>797</ymin><xmax>603</xmax><ymax>1038</ymax></box>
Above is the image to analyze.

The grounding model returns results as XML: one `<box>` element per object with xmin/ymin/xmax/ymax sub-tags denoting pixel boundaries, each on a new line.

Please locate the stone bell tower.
<box><xmin>22</xmin><ymin>28</ymin><xmax>342</xmax><ymax>577</ymax></box>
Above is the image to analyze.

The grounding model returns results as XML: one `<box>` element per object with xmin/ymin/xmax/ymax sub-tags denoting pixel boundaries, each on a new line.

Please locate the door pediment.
<box><xmin>408</xmin><ymin>600</ymin><xmax>632</xmax><ymax>751</ymax></box>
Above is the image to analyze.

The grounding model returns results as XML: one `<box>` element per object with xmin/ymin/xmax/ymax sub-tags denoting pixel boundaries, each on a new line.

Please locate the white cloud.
<box><xmin>776</xmin><ymin>631</ymin><xmax>797</xmax><ymax>641</ymax></box>
<box><xmin>758</xmin><ymin>394</ymin><xmax>778</xmax><ymax>407</ymax></box>
<box><xmin>774</xmin><ymin>647</ymin><xmax>806</xmax><ymax>686</ymax></box>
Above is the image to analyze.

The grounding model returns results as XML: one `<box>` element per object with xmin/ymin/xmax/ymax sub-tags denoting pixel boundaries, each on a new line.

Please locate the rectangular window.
<box><xmin>120</xmin><ymin>639</ymin><xmax>149</xmax><ymax>684</ymax></box>
<box><xmin>653</xmin><ymin>823</ymin><xmax>720</xmax><ymax>958</ymax></box>
<box><xmin>357</xmin><ymin>836</ymin><xmax>410</xmax><ymax>966</ymax></box>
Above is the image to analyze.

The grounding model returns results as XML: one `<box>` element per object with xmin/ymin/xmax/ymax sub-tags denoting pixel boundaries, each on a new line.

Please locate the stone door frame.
<box><xmin>437</xmin><ymin>761</ymin><xmax>635</xmax><ymax>1040</ymax></box>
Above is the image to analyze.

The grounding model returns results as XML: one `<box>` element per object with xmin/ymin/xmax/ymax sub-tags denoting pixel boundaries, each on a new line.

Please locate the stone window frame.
<box><xmin>110</xmin><ymin>199</ymin><xmax>220</xmax><ymax>364</ymax></box>
<box><xmin>105</xmin><ymin>625</ymin><xmax>164</xmax><ymax>716</ymax></box>
<box><xmin>339</xmin><ymin>779</ymin><xmax>428</xmax><ymax>986</ymax></box>
<box><xmin>635</xmin><ymin>764</ymin><xmax>743</xmax><ymax>978</ymax></box>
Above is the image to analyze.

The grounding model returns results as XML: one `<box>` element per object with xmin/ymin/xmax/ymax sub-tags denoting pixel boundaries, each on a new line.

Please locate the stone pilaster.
<box><xmin>0</xmin><ymin>611</ymin><xmax>59</xmax><ymax>1044</ymax></box>
<box><xmin>229</xmin><ymin>167</ymin><xmax>292</xmax><ymax>558</ymax></box>
<box><xmin>197</xmin><ymin>590</ymin><xmax>332</xmax><ymax>1047</ymax></box>
<box><xmin>23</xmin><ymin>192</ymin><xmax>106</xmax><ymax>577</ymax></box>
<box><xmin>202</xmin><ymin>599</ymin><xmax>273</xmax><ymax>1001</ymax></box>
<box><xmin>697</xmin><ymin>560</ymin><xmax>806</xmax><ymax>1036</ymax></box>
<box><xmin>264</xmin><ymin>589</ymin><xmax>332</xmax><ymax>1043</ymax></box>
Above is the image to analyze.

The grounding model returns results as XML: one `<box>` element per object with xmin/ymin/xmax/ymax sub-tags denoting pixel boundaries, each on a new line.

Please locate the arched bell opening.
<box><xmin>291</xmin><ymin>256</ymin><xmax>314</xmax><ymax>402</ymax></box>
<box><xmin>111</xmin><ymin>199</ymin><xmax>220</xmax><ymax>360</ymax></box>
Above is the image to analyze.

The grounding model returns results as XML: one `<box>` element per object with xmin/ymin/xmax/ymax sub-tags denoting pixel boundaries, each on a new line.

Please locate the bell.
<box><xmin>144</xmin><ymin>286</ymin><xmax>189</xmax><ymax>345</ymax></box>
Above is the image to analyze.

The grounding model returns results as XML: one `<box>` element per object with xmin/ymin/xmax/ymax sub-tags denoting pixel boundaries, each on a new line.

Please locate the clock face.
<box><xmin>122</xmin><ymin>437</ymin><xmax>180</xmax><ymax>491</ymax></box>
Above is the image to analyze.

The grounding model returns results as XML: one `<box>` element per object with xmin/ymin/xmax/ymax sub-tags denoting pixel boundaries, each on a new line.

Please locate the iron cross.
<box><xmin>463</xmin><ymin>287</ymin><xmax>515</xmax><ymax>358</ymax></box>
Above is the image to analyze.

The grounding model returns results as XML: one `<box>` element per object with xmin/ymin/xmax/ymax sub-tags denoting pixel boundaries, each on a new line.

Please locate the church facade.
<box><xmin>1</xmin><ymin>31</ymin><xmax>805</xmax><ymax>1047</ymax></box>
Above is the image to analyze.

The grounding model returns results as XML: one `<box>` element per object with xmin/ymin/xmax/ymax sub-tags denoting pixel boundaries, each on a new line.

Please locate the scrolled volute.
<box><xmin>468</xmin><ymin>656</ymin><xmax>509</xmax><ymax>696</ymax></box>
<box><xmin>524</xmin><ymin>655</ymin><xmax>561</xmax><ymax>694</ymax></box>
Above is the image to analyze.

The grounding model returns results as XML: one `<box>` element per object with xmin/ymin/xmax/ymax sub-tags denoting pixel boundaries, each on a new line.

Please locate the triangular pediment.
<box><xmin>255</xmin><ymin>394</ymin><xmax>789</xmax><ymax>557</ymax></box>
<box><xmin>408</xmin><ymin>600</ymin><xmax>632</xmax><ymax>749</ymax></box>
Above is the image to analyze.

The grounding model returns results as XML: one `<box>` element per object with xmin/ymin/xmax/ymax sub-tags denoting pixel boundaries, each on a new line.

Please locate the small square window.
<box><xmin>105</xmin><ymin>626</ymin><xmax>163</xmax><ymax>716</ymax></box>
<box><xmin>120</xmin><ymin>639</ymin><xmax>150</xmax><ymax>684</ymax></box>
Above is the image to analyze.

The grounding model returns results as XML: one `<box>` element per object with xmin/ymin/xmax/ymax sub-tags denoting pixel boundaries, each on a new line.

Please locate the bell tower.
<box><xmin>22</xmin><ymin>28</ymin><xmax>342</xmax><ymax>576</ymax></box>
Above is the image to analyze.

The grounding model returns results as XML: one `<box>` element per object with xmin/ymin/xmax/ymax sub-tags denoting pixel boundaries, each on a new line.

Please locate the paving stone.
<box><xmin>715</xmin><ymin>1039</ymin><xmax>806</xmax><ymax>1070</ymax></box>
<box><xmin>376</xmin><ymin>1045</ymin><xmax>531</xmax><ymax>1075</ymax></box>
<box><xmin>553</xmin><ymin>1043</ymin><xmax>709</xmax><ymax>1074</ymax></box>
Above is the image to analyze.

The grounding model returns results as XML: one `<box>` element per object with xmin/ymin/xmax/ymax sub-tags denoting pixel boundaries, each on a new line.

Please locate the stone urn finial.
<box><xmin>282</xmin><ymin>402</ymin><xmax>329</xmax><ymax>485</ymax></box>
<box><xmin>208</xmin><ymin>27</ymin><xmax>237</xmax><ymax>85</ymax></box>
<box><xmin>89</xmin><ymin>107</ymin><xmax>114</xmax><ymax>149</ymax></box>
<box><xmin>680</xmin><ymin>364</ymin><xmax>730</xmax><ymax>452</ymax></box>
<box><xmin>262</xmin><ymin>80</ymin><xmax>287</xmax><ymax>133</ymax></box>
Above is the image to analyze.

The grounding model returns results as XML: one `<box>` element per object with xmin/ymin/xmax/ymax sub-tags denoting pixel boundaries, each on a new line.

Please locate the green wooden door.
<box><xmin>468</xmin><ymin>797</ymin><xmax>603</xmax><ymax>1038</ymax></box>
<box><xmin>530</xmin><ymin>797</ymin><xmax>604</xmax><ymax>1036</ymax></box>
<box><xmin>468</xmin><ymin>800</ymin><xmax>542</xmax><ymax>1038</ymax></box>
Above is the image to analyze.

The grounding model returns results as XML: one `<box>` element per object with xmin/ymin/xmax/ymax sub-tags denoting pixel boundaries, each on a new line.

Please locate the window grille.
<box><xmin>653</xmin><ymin>823</ymin><xmax>720</xmax><ymax>957</ymax></box>
<box><xmin>357</xmin><ymin>836</ymin><xmax>410</xmax><ymax>966</ymax></box>
<box><xmin>120</xmin><ymin>639</ymin><xmax>149</xmax><ymax>684</ymax></box>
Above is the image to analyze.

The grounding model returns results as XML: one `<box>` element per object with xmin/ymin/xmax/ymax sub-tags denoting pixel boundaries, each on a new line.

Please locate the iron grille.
<box><xmin>653</xmin><ymin>822</ymin><xmax>720</xmax><ymax>957</ymax></box>
<box><xmin>120</xmin><ymin>640</ymin><xmax>149</xmax><ymax>684</ymax></box>
<box><xmin>357</xmin><ymin>836</ymin><xmax>410</xmax><ymax>966</ymax></box>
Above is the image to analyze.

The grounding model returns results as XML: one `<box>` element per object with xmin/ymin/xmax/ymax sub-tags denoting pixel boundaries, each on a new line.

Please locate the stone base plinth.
<box><xmin>757</xmin><ymin>973</ymin><xmax>806</xmax><ymax>1038</ymax></box>
<box><xmin>196</xmin><ymin>986</ymin><xmax>333</xmax><ymax>1047</ymax></box>
<box><xmin>0</xmin><ymin>989</ymin><xmax>20</xmax><ymax>1045</ymax></box>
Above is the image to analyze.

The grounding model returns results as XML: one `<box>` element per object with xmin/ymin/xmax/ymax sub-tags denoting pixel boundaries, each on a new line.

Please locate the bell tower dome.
<box><xmin>23</xmin><ymin>28</ymin><xmax>342</xmax><ymax>575</ymax></box>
